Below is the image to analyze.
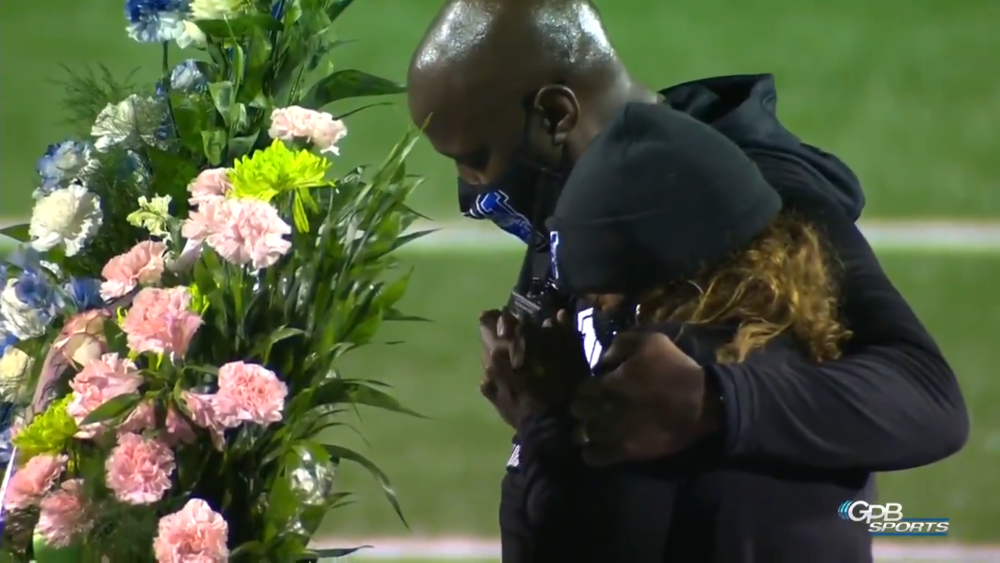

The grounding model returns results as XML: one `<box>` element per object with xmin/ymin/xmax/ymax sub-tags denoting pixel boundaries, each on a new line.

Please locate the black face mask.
<box><xmin>457</xmin><ymin>115</ymin><xmax>569</xmax><ymax>252</ymax></box>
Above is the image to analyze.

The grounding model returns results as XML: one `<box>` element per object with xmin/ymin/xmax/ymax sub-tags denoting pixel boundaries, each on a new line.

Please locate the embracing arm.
<box><xmin>711</xmin><ymin>152</ymin><xmax>969</xmax><ymax>471</ymax></box>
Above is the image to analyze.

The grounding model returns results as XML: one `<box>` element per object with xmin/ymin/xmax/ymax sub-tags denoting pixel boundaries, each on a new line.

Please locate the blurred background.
<box><xmin>2</xmin><ymin>0</ymin><xmax>999</xmax><ymax>560</ymax></box>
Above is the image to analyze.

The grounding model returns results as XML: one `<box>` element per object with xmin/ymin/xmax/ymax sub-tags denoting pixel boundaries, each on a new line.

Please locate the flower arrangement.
<box><xmin>0</xmin><ymin>0</ymin><xmax>428</xmax><ymax>560</ymax></box>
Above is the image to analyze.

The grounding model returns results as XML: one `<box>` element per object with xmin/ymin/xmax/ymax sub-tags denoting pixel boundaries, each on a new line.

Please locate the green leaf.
<box><xmin>300</xmin><ymin>70</ymin><xmax>405</xmax><ymax>109</ymax></box>
<box><xmin>0</xmin><ymin>233</ymin><xmax>25</xmax><ymax>264</ymax></box>
<box><xmin>80</xmin><ymin>393</ymin><xmax>142</xmax><ymax>425</ymax></box>
<box><xmin>252</xmin><ymin>326</ymin><xmax>305</xmax><ymax>362</ymax></box>
<box><xmin>383</xmin><ymin>308</ymin><xmax>430</xmax><ymax>322</ymax></box>
<box><xmin>229</xmin><ymin>541</ymin><xmax>265</xmax><ymax>558</ymax></box>
<box><xmin>195</xmin><ymin>15</ymin><xmax>282</xmax><ymax>38</ymax></box>
<box><xmin>102</xmin><ymin>318</ymin><xmax>129</xmax><ymax>355</ymax></box>
<box><xmin>228</xmin><ymin>134</ymin><xmax>258</xmax><ymax>161</ymax></box>
<box><xmin>208</xmin><ymin>81</ymin><xmax>236</xmax><ymax>124</ymax></box>
<box><xmin>0</xmin><ymin>223</ymin><xmax>29</xmax><ymax>242</ymax></box>
<box><xmin>323</xmin><ymin>444</ymin><xmax>408</xmax><ymax>528</ymax></box>
<box><xmin>171</xmin><ymin>95</ymin><xmax>216</xmax><ymax>154</ymax></box>
<box><xmin>327</xmin><ymin>0</ymin><xmax>357</xmax><ymax>21</ymax></box>
<box><xmin>347</xmin><ymin>382</ymin><xmax>425</xmax><ymax>418</ymax></box>
<box><xmin>377</xmin><ymin>269</ymin><xmax>411</xmax><ymax>310</ymax></box>
<box><xmin>145</xmin><ymin>146</ymin><xmax>201</xmax><ymax>211</ymax></box>
<box><xmin>201</xmin><ymin>129</ymin><xmax>227</xmax><ymax>165</ymax></box>
<box><xmin>312</xmin><ymin>546</ymin><xmax>372</xmax><ymax>559</ymax></box>
<box><xmin>388</xmin><ymin>228</ymin><xmax>437</xmax><ymax>253</ymax></box>
<box><xmin>333</xmin><ymin>101</ymin><xmax>393</xmax><ymax>120</ymax></box>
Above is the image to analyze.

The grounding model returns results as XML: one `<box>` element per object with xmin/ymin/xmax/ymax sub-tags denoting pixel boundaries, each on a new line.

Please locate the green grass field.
<box><xmin>2</xmin><ymin>0</ymin><xmax>1000</xmax><ymax>219</ymax></box>
<box><xmin>314</xmin><ymin>249</ymin><xmax>1000</xmax><ymax>543</ymax></box>
<box><xmin>3</xmin><ymin>0</ymin><xmax>1000</xmax><ymax>556</ymax></box>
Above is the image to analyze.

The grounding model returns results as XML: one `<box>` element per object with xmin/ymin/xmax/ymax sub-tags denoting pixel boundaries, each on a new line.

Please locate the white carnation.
<box><xmin>0</xmin><ymin>346</ymin><xmax>32</xmax><ymax>400</ymax></box>
<box><xmin>190</xmin><ymin>0</ymin><xmax>243</xmax><ymax>20</ymax></box>
<box><xmin>0</xmin><ymin>283</ymin><xmax>48</xmax><ymax>340</ymax></box>
<box><xmin>28</xmin><ymin>183</ymin><xmax>103</xmax><ymax>256</ymax></box>
<box><xmin>176</xmin><ymin>21</ymin><xmax>207</xmax><ymax>49</ymax></box>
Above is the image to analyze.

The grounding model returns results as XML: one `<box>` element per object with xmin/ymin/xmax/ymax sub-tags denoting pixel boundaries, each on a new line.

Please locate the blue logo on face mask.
<box><xmin>550</xmin><ymin>231</ymin><xmax>560</xmax><ymax>280</ymax></box>
<box><xmin>466</xmin><ymin>190</ymin><xmax>547</xmax><ymax>250</ymax></box>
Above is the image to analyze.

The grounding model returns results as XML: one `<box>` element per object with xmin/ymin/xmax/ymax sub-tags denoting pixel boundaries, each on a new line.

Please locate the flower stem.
<box><xmin>160</xmin><ymin>42</ymin><xmax>180</xmax><ymax>141</ymax></box>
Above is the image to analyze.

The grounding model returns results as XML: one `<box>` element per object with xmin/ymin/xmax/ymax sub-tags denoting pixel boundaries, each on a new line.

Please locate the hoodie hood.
<box><xmin>660</xmin><ymin>74</ymin><xmax>864</xmax><ymax>220</ymax></box>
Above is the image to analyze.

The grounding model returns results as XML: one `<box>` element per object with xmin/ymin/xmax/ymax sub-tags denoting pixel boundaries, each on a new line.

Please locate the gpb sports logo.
<box><xmin>838</xmin><ymin>501</ymin><xmax>949</xmax><ymax>536</ymax></box>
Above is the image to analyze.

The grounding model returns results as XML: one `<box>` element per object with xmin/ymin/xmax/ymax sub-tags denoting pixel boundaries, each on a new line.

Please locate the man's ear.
<box><xmin>531</xmin><ymin>85</ymin><xmax>579</xmax><ymax>145</ymax></box>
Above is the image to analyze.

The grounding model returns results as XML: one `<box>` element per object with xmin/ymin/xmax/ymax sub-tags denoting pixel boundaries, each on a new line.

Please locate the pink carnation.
<box><xmin>187</xmin><ymin>168</ymin><xmax>231</xmax><ymax>206</ymax></box>
<box><xmin>100</xmin><ymin>240</ymin><xmax>167</xmax><ymax>300</ymax></box>
<box><xmin>121</xmin><ymin>287</ymin><xmax>203</xmax><ymax>359</ymax></box>
<box><xmin>214</xmin><ymin>362</ymin><xmax>287</xmax><ymax>427</ymax></box>
<box><xmin>36</xmin><ymin>480</ymin><xmax>90</xmax><ymax>548</ymax></box>
<box><xmin>269</xmin><ymin>106</ymin><xmax>347</xmax><ymax>155</ymax></box>
<box><xmin>105</xmin><ymin>432</ymin><xmax>175</xmax><ymax>505</ymax></box>
<box><xmin>182</xmin><ymin>198</ymin><xmax>291</xmax><ymax>270</ymax></box>
<box><xmin>163</xmin><ymin>405</ymin><xmax>197</xmax><ymax>446</ymax></box>
<box><xmin>68</xmin><ymin>353</ymin><xmax>142</xmax><ymax>438</ymax></box>
<box><xmin>153</xmin><ymin>498</ymin><xmax>229</xmax><ymax>563</ymax></box>
<box><xmin>177</xmin><ymin>197</ymin><xmax>228</xmax><ymax>268</ymax></box>
<box><xmin>53</xmin><ymin>309</ymin><xmax>109</xmax><ymax>367</ymax></box>
<box><xmin>182</xmin><ymin>392</ymin><xmax>225</xmax><ymax>450</ymax></box>
<box><xmin>118</xmin><ymin>400</ymin><xmax>157</xmax><ymax>434</ymax></box>
<box><xmin>3</xmin><ymin>454</ymin><xmax>67</xmax><ymax>511</ymax></box>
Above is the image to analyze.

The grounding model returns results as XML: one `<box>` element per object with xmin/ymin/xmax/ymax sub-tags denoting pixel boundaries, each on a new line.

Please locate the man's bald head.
<box><xmin>408</xmin><ymin>0</ymin><xmax>641</xmax><ymax>186</ymax></box>
<box><xmin>409</xmin><ymin>0</ymin><xmax>617</xmax><ymax>101</ymax></box>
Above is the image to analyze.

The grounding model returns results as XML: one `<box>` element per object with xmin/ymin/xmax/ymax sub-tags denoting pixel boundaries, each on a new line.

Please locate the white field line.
<box><xmin>308</xmin><ymin>537</ymin><xmax>1000</xmax><ymax>561</ymax></box>
<box><xmin>398</xmin><ymin>219</ymin><xmax>1000</xmax><ymax>253</ymax></box>
<box><xmin>3</xmin><ymin>217</ymin><xmax>1000</xmax><ymax>253</ymax></box>
<box><xmin>5</xmin><ymin>211</ymin><xmax>996</xmax><ymax>560</ymax></box>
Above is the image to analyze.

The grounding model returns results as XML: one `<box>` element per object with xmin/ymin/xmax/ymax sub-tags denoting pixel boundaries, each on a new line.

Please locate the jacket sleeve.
<box><xmin>708</xmin><ymin>150</ymin><xmax>969</xmax><ymax>472</ymax></box>
<box><xmin>500</xmin><ymin>414</ymin><xmax>674</xmax><ymax>562</ymax></box>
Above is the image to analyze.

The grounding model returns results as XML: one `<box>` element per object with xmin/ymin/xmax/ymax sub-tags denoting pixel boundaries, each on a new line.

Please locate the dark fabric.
<box><xmin>471</xmin><ymin>73</ymin><xmax>866</xmax><ymax>272</ymax></box>
<box><xmin>500</xmin><ymin>324</ymin><xmax>874</xmax><ymax>563</ymax></box>
<box><xmin>546</xmin><ymin>103</ymin><xmax>782</xmax><ymax>295</ymax></box>
<box><xmin>706</xmin><ymin>150</ymin><xmax>968</xmax><ymax>470</ymax></box>
<box><xmin>495</xmin><ymin>74</ymin><xmax>966</xmax><ymax>561</ymax></box>
<box><xmin>660</xmin><ymin>74</ymin><xmax>864</xmax><ymax>221</ymax></box>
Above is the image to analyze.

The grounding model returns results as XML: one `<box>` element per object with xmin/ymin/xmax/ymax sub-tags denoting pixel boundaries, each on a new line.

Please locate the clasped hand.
<box><xmin>479</xmin><ymin>309</ymin><xmax>722</xmax><ymax>466</ymax></box>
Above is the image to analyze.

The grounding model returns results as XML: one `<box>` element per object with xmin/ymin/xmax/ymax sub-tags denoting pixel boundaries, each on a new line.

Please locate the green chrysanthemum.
<box><xmin>227</xmin><ymin>139</ymin><xmax>332</xmax><ymax>231</ymax></box>
<box><xmin>12</xmin><ymin>395</ymin><xmax>78</xmax><ymax>461</ymax></box>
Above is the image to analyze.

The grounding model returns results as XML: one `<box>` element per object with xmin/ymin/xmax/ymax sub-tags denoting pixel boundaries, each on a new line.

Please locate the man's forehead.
<box><xmin>414</xmin><ymin>84</ymin><xmax>522</xmax><ymax>153</ymax></box>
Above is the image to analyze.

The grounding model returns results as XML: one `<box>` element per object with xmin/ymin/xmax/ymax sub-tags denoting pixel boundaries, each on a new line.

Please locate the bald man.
<box><xmin>408</xmin><ymin>0</ymin><xmax>967</xmax><ymax>560</ymax></box>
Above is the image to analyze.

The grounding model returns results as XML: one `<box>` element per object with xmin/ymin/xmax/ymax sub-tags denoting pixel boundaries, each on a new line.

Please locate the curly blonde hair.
<box><xmin>627</xmin><ymin>213</ymin><xmax>851</xmax><ymax>363</ymax></box>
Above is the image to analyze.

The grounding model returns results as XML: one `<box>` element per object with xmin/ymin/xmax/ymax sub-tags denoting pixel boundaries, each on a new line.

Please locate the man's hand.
<box><xmin>570</xmin><ymin>331</ymin><xmax>724</xmax><ymax>466</ymax></box>
<box><xmin>478</xmin><ymin>309</ymin><xmax>590</xmax><ymax>429</ymax></box>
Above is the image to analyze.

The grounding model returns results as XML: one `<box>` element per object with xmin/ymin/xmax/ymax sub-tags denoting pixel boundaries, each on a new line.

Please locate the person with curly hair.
<box><xmin>483</xmin><ymin>105</ymin><xmax>874</xmax><ymax>562</ymax></box>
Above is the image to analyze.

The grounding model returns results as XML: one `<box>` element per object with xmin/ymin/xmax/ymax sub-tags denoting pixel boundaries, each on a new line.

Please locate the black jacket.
<box><xmin>501</xmin><ymin>325</ymin><xmax>873</xmax><ymax>563</ymax></box>
<box><xmin>660</xmin><ymin>75</ymin><xmax>967</xmax><ymax>470</ymax></box>
<box><xmin>507</xmin><ymin>73</ymin><xmax>967</xmax><ymax>471</ymax></box>
<box><xmin>499</xmin><ymin>74</ymin><xmax>968</xmax><ymax>562</ymax></box>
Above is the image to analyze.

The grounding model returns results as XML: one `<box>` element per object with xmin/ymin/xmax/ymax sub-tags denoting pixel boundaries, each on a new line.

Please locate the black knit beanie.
<box><xmin>546</xmin><ymin>102</ymin><xmax>781</xmax><ymax>295</ymax></box>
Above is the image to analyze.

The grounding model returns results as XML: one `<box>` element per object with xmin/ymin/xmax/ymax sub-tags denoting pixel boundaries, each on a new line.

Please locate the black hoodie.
<box><xmin>495</xmin><ymin>74</ymin><xmax>968</xmax><ymax>562</ymax></box>
<box><xmin>659</xmin><ymin>74</ymin><xmax>864</xmax><ymax>220</ymax></box>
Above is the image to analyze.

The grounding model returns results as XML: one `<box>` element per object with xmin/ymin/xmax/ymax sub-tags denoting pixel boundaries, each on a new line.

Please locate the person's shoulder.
<box><xmin>643</xmin><ymin>321</ymin><xmax>806</xmax><ymax>365</ymax></box>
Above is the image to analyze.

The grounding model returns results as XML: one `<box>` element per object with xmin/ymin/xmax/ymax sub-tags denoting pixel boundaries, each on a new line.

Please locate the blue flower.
<box><xmin>171</xmin><ymin>59</ymin><xmax>207</xmax><ymax>92</ymax></box>
<box><xmin>35</xmin><ymin>140</ymin><xmax>92</xmax><ymax>199</ymax></box>
<box><xmin>12</xmin><ymin>271</ymin><xmax>58</xmax><ymax>311</ymax></box>
<box><xmin>63</xmin><ymin>278</ymin><xmax>105</xmax><ymax>312</ymax></box>
<box><xmin>125</xmin><ymin>0</ymin><xmax>191</xmax><ymax>43</ymax></box>
<box><xmin>0</xmin><ymin>269</ymin><xmax>61</xmax><ymax>339</ymax></box>
<box><xmin>0</xmin><ymin>333</ymin><xmax>16</xmax><ymax>359</ymax></box>
<box><xmin>0</xmin><ymin>428</ymin><xmax>13</xmax><ymax>466</ymax></box>
<box><xmin>271</xmin><ymin>0</ymin><xmax>286</xmax><ymax>19</ymax></box>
